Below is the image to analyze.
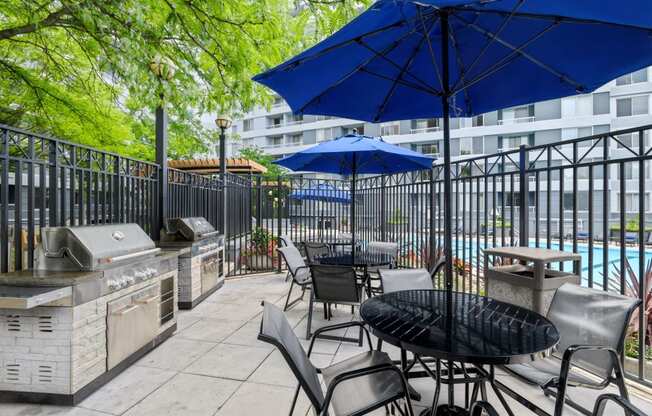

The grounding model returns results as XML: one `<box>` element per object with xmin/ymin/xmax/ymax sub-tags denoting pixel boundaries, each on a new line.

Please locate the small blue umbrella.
<box><xmin>275</xmin><ymin>133</ymin><xmax>434</xmax><ymax>257</ymax></box>
<box><xmin>255</xmin><ymin>2</ymin><xmax>652</xmax><ymax>367</ymax></box>
<box><xmin>289</xmin><ymin>183</ymin><xmax>351</xmax><ymax>204</ymax></box>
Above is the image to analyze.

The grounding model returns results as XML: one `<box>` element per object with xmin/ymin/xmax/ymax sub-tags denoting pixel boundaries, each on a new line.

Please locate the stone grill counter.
<box><xmin>0</xmin><ymin>224</ymin><xmax>179</xmax><ymax>405</ymax></box>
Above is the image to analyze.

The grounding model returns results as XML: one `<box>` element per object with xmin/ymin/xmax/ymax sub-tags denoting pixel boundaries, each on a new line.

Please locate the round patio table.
<box><xmin>315</xmin><ymin>252</ymin><xmax>393</xmax><ymax>268</ymax></box>
<box><xmin>360</xmin><ymin>290</ymin><xmax>560</xmax><ymax>416</ymax></box>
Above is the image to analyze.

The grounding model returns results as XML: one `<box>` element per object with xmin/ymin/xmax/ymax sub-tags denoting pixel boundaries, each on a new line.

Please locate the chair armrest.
<box><xmin>593</xmin><ymin>393</ymin><xmax>646</xmax><ymax>416</ymax></box>
<box><xmin>319</xmin><ymin>362</ymin><xmax>409</xmax><ymax>416</ymax></box>
<box><xmin>308</xmin><ymin>321</ymin><xmax>372</xmax><ymax>356</ymax></box>
<box><xmin>470</xmin><ymin>401</ymin><xmax>500</xmax><ymax>416</ymax></box>
<box><xmin>558</xmin><ymin>344</ymin><xmax>621</xmax><ymax>387</ymax></box>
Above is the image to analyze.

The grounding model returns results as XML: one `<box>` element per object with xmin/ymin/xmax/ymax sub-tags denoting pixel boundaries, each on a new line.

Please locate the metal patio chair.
<box><xmin>278</xmin><ymin>246</ymin><xmax>312</xmax><ymax>311</ymax></box>
<box><xmin>500</xmin><ymin>283</ymin><xmax>642</xmax><ymax>416</ymax></box>
<box><xmin>469</xmin><ymin>393</ymin><xmax>646</xmax><ymax>416</ymax></box>
<box><xmin>258</xmin><ymin>302</ymin><xmax>415</xmax><ymax>416</ymax></box>
<box><xmin>307</xmin><ymin>264</ymin><xmax>364</xmax><ymax>342</ymax></box>
<box><xmin>366</xmin><ymin>241</ymin><xmax>399</xmax><ymax>296</ymax></box>
<box><xmin>305</xmin><ymin>241</ymin><xmax>332</xmax><ymax>264</ymax></box>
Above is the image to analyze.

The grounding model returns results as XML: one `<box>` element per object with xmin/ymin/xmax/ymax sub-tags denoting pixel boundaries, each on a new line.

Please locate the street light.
<box><xmin>149</xmin><ymin>55</ymin><xmax>176</xmax><ymax>241</ymax></box>
<box><xmin>215</xmin><ymin>115</ymin><xmax>232</xmax><ymax>235</ymax></box>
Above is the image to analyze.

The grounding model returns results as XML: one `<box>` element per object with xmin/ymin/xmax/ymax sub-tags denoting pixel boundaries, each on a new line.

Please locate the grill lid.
<box><xmin>163</xmin><ymin>217</ymin><xmax>217</xmax><ymax>241</ymax></box>
<box><xmin>36</xmin><ymin>224</ymin><xmax>159</xmax><ymax>271</ymax></box>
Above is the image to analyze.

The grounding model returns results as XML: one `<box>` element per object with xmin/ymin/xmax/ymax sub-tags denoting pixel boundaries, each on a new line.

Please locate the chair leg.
<box><xmin>284</xmin><ymin>280</ymin><xmax>295</xmax><ymax>311</ymax></box>
<box><xmin>289</xmin><ymin>384</ymin><xmax>300</xmax><ymax>416</ymax></box>
<box><xmin>377</xmin><ymin>338</ymin><xmax>383</xmax><ymax>351</ymax></box>
<box><xmin>306</xmin><ymin>291</ymin><xmax>314</xmax><ymax>340</ymax></box>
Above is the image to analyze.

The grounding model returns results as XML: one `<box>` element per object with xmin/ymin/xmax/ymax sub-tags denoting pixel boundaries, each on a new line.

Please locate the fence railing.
<box><xmin>1</xmin><ymin>122</ymin><xmax>650</xmax><ymax>385</ymax></box>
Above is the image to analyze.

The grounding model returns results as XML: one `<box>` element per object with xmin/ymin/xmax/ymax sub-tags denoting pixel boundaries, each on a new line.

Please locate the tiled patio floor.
<box><xmin>2</xmin><ymin>272</ymin><xmax>651</xmax><ymax>416</ymax></box>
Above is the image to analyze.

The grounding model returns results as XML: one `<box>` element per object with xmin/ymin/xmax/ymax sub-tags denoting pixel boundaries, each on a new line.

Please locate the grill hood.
<box><xmin>35</xmin><ymin>224</ymin><xmax>159</xmax><ymax>271</ymax></box>
<box><xmin>162</xmin><ymin>217</ymin><xmax>218</xmax><ymax>242</ymax></box>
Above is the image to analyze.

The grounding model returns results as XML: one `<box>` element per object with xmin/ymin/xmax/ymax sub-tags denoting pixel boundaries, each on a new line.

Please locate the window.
<box><xmin>472</xmin><ymin>115</ymin><xmax>484</xmax><ymax>127</ymax></box>
<box><xmin>268</xmin><ymin>116</ymin><xmax>283</xmax><ymax>128</ymax></box>
<box><xmin>411</xmin><ymin>118</ymin><xmax>439</xmax><ymax>132</ymax></box>
<box><xmin>287</xmin><ymin>133</ymin><xmax>302</xmax><ymax>145</ymax></box>
<box><xmin>267</xmin><ymin>135</ymin><xmax>283</xmax><ymax>146</ymax></box>
<box><xmin>459</xmin><ymin>138</ymin><xmax>473</xmax><ymax>155</ymax></box>
<box><xmin>380</xmin><ymin>121</ymin><xmax>400</xmax><ymax>136</ymax></box>
<box><xmin>616</xmin><ymin>95</ymin><xmax>649</xmax><ymax>117</ymax></box>
<box><xmin>272</xmin><ymin>96</ymin><xmax>284</xmax><ymax>107</ymax></box>
<box><xmin>593</xmin><ymin>92</ymin><xmax>610</xmax><ymax>115</ymax></box>
<box><xmin>316</xmin><ymin>128</ymin><xmax>336</xmax><ymax>142</ymax></box>
<box><xmin>243</xmin><ymin>119</ymin><xmax>253</xmax><ymax>132</ymax></box>
<box><xmin>616</xmin><ymin>68</ymin><xmax>648</xmax><ymax>85</ymax></box>
<box><xmin>501</xmin><ymin>135</ymin><xmax>529</xmax><ymax>149</ymax></box>
<box><xmin>618</xmin><ymin>193</ymin><xmax>650</xmax><ymax>212</ymax></box>
<box><xmin>421</xmin><ymin>143</ymin><xmax>439</xmax><ymax>155</ymax></box>
<box><xmin>500</xmin><ymin>105</ymin><xmax>533</xmax><ymax>124</ymax></box>
<box><xmin>344</xmin><ymin>125</ymin><xmax>364</xmax><ymax>135</ymax></box>
<box><xmin>288</xmin><ymin>114</ymin><xmax>303</xmax><ymax>125</ymax></box>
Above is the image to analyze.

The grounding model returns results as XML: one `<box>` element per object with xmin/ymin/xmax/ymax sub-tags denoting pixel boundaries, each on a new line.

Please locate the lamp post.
<box><xmin>215</xmin><ymin>116</ymin><xmax>232</xmax><ymax>235</ymax></box>
<box><xmin>149</xmin><ymin>56</ymin><xmax>176</xmax><ymax>241</ymax></box>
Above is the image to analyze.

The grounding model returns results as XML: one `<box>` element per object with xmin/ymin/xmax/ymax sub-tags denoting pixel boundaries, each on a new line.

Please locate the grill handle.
<box><xmin>104</xmin><ymin>248</ymin><xmax>161</xmax><ymax>264</ymax></box>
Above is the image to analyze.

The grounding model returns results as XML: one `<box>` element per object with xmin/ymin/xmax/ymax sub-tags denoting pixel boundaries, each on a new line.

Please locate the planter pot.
<box><xmin>244</xmin><ymin>254</ymin><xmax>275</xmax><ymax>271</ymax></box>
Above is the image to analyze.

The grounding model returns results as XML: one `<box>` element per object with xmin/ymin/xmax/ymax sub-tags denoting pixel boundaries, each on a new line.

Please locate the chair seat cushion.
<box><xmin>321</xmin><ymin>351</ymin><xmax>404</xmax><ymax>415</ymax></box>
<box><xmin>504</xmin><ymin>357</ymin><xmax>600</xmax><ymax>388</ymax></box>
<box><xmin>295</xmin><ymin>267</ymin><xmax>311</xmax><ymax>284</ymax></box>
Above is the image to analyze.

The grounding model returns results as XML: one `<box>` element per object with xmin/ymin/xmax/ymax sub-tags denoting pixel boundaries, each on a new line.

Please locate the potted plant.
<box><xmin>241</xmin><ymin>227</ymin><xmax>277</xmax><ymax>271</ymax></box>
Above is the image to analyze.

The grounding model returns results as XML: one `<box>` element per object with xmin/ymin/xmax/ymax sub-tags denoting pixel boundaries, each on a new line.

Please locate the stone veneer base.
<box><xmin>177</xmin><ymin>279</ymin><xmax>224</xmax><ymax>310</ymax></box>
<box><xmin>0</xmin><ymin>324</ymin><xmax>176</xmax><ymax>406</ymax></box>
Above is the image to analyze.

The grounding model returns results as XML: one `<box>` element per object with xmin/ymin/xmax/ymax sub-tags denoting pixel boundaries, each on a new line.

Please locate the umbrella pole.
<box><xmin>351</xmin><ymin>154</ymin><xmax>357</xmax><ymax>266</ymax></box>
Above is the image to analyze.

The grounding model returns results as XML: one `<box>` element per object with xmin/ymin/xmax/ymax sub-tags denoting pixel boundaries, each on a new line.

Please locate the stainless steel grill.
<box><xmin>160</xmin><ymin>217</ymin><xmax>224</xmax><ymax>309</ymax></box>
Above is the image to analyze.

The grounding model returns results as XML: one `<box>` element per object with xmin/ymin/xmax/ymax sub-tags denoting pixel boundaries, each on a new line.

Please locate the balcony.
<box><xmin>497</xmin><ymin>116</ymin><xmax>536</xmax><ymax>125</ymax></box>
<box><xmin>410</xmin><ymin>126</ymin><xmax>442</xmax><ymax>134</ymax></box>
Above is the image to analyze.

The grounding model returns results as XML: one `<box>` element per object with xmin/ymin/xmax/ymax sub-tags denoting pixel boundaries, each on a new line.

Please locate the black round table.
<box><xmin>315</xmin><ymin>252</ymin><xmax>394</xmax><ymax>267</ymax></box>
<box><xmin>360</xmin><ymin>290</ymin><xmax>560</xmax><ymax>416</ymax></box>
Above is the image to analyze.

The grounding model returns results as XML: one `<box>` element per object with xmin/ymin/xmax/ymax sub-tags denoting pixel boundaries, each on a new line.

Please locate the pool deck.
<box><xmin>1</xmin><ymin>272</ymin><xmax>651</xmax><ymax>416</ymax></box>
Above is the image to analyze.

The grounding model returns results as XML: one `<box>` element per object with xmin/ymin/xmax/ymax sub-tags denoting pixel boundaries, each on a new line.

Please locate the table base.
<box><xmin>419</xmin><ymin>405</ymin><xmax>469</xmax><ymax>416</ymax></box>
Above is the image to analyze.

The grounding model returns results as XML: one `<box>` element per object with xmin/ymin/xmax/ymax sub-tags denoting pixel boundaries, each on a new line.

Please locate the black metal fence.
<box><xmin>1</xmin><ymin>122</ymin><xmax>650</xmax><ymax>384</ymax></box>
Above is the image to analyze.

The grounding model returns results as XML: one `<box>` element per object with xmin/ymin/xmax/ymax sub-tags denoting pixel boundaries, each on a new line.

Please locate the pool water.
<box><xmin>448</xmin><ymin>239</ymin><xmax>652</xmax><ymax>289</ymax></box>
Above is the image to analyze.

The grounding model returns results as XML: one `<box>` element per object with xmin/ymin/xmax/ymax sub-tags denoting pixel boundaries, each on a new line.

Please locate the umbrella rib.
<box><xmin>417</xmin><ymin>5</ymin><xmax>444</xmax><ymax>92</ymax></box>
<box><xmin>358</xmin><ymin>68</ymin><xmax>441</xmax><ymax>96</ymax></box>
<box><xmin>450</xmin><ymin>0</ymin><xmax>525</xmax><ymax>93</ymax></box>
<box><xmin>356</xmin><ymin>39</ymin><xmax>441</xmax><ymax>95</ymax></box>
<box><xmin>374</xmin><ymin>14</ymin><xmax>440</xmax><ymax>122</ymax></box>
<box><xmin>447</xmin><ymin>20</ymin><xmax>473</xmax><ymax>115</ymax></box>
<box><xmin>454</xmin><ymin>15</ymin><xmax>585</xmax><ymax>92</ymax></box>
<box><xmin>449</xmin><ymin>19</ymin><xmax>561</xmax><ymax>96</ymax></box>
<box><xmin>297</xmin><ymin>27</ymin><xmax>428</xmax><ymax>114</ymax></box>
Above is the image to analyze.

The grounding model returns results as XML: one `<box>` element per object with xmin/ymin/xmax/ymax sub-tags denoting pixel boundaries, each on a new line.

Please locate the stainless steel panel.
<box><xmin>200</xmin><ymin>253</ymin><xmax>219</xmax><ymax>294</ymax></box>
<box><xmin>107</xmin><ymin>284</ymin><xmax>159</xmax><ymax>369</ymax></box>
<box><xmin>162</xmin><ymin>217</ymin><xmax>216</xmax><ymax>242</ymax></box>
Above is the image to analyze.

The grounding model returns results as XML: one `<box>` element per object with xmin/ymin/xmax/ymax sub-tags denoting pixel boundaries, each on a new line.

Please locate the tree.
<box><xmin>239</xmin><ymin>146</ymin><xmax>287</xmax><ymax>180</ymax></box>
<box><xmin>0</xmin><ymin>1</ymin><xmax>311</xmax><ymax>159</ymax></box>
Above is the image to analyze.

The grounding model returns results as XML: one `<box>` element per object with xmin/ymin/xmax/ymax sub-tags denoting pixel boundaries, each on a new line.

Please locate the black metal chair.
<box><xmin>308</xmin><ymin>264</ymin><xmax>363</xmax><ymax>342</ymax></box>
<box><xmin>305</xmin><ymin>241</ymin><xmax>332</xmax><ymax>264</ymax></box>
<box><xmin>501</xmin><ymin>283</ymin><xmax>642</xmax><ymax>416</ymax></box>
<box><xmin>258</xmin><ymin>301</ymin><xmax>415</xmax><ymax>416</ymax></box>
<box><xmin>470</xmin><ymin>393</ymin><xmax>647</xmax><ymax>416</ymax></box>
<box><xmin>277</xmin><ymin>246</ymin><xmax>312</xmax><ymax>311</ymax></box>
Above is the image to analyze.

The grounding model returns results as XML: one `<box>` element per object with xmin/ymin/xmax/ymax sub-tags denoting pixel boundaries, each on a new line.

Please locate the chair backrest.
<box><xmin>279</xmin><ymin>235</ymin><xmax>294</xmax><ymax>248</ymax></box>
<box><xmin>379</xmin><ymin>268</ymin><xmax>434</xmax><ymax>294</ymax></box>
<box><xmin>258</xmin><ymin>302</ymin><xmax>324</xmax><ymax>409</ymax></box>
<box><xmin>304</xmin><ymin>242</ymin><xmax>331</xmax><ymax>263</ymax></box>
<box><xmin>368</xmin><ymin>241</ymin><xmax>399</xmax><ymax>257</ymax></box>
<box><xmin>310</xmin><ymin>264</ymin><xmax>360</xmax><ymax>303</ymax></box>
<box><xmin>278</xmin><ymin>246</ymin><xmax>310</xmax><ymax>284</ymax></box>
<box><xmin>547</xmin><ymin>283</ymin><xmax>641</xmax><ymax>379</ymax></box>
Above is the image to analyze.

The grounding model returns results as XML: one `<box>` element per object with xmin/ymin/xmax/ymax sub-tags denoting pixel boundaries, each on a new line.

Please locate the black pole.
<box><xmin>441</xmin><ymin>10</ymin><xmax>456</xmax><ymax>412</ymax></box>
<box><xmin>155</xmin><ymin>93</ymin><xmax>168</xmax><ymax>241</ymax></box>
<box><xmin>351</xmin><ymin>154</ymin><xmax>357</xmax><ymax>264</ymax></box>
<box><xmin>219</xmin><ymin>127</ymin><xmax>227</xmax><ymax>235</ymax></box>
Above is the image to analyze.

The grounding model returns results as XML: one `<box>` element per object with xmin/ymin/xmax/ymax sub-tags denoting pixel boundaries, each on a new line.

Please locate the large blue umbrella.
<box><xmin>276</xmin><ymin>133</ymin><xmax>434</xmax><ymax>256</ymax></box>
<box><xmin>289</xmin><ymin>183</ymin><xmax>351</xmax><ymax>204</ymax></box>
<box><xmin>255</xmin><ymin>3</ymin><xmax>652</xmax><ymax>411</ymax></box>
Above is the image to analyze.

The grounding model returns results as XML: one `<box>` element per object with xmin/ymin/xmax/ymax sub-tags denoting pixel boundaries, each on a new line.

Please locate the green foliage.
<box><xmin>239</xmin><ymin>146</ymin><xmax>287</xmax><ymax>180</ymax></box>
<box><xmin>0</xmin><ymin>0</ymin><xmax>368</xmax><ymax>159</ymax></box>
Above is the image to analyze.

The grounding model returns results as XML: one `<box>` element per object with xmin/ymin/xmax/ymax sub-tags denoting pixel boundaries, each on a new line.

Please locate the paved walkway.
<box><xmin>1</xmin><ymin>273</ymin><xmax>651</xmax><ymax>416</ymax></box>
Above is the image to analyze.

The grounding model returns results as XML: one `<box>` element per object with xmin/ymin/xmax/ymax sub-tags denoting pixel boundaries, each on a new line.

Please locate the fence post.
<box><xmin>380</xmin><ymin>176</ymin><xmax>387</xmax><ymax>241</ymax></box>
<box><xmin>518</xmin><ymin>144</ymin><xmax>529</xmax><ymax>247</ymax></box>
<box><xmin>429</xmin><ymin>169</ymin><xmax>436</xmax><ymax>270</ymax></box>
<box><xmin>1</xmin><ymin>129</ymin><xmax>8</xmax><ymax>273</ymax></box>
<box><xmin>154</xmin><ymin>104</ymin><xmax>168</xmax><ymax>241</ymax></box>
<box><xmin>277</xmin><ymin>176</ymin><xmax>282</xmax><ymax>273</ymax></box>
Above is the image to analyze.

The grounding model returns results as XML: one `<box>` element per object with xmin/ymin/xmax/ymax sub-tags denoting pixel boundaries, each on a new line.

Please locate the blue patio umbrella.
<box><xmin>275</xmin><ymin>133</ymin><xmax>434</xmax><ymax>256</ymax></box>
<box><xmin>289</xmin><ymin>183</ymin><xmax>351</xmax><ymax>204</ymax></box>
<box><xmin>255</xmin><ymin>3</ymin><xmax>652</xmax><ymax>412</ymax></box>
<box><xmin>290</xmin><ymin>183</ymin><xmax>351</xmax><ymax>237</ymax></box>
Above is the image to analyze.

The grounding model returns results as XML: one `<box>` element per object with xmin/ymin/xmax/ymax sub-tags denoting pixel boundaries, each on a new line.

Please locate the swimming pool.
<box><xmin>448</xmin><ymin>238</ymin><xmax>652</xmax><ymax>288</ymax></box>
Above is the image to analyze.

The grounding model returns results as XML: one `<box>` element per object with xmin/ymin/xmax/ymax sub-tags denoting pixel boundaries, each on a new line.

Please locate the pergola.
<box><xmin>168</xmin><ymin>157</ymin><xmax>267</xmax><ymax>175</ymax></box>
